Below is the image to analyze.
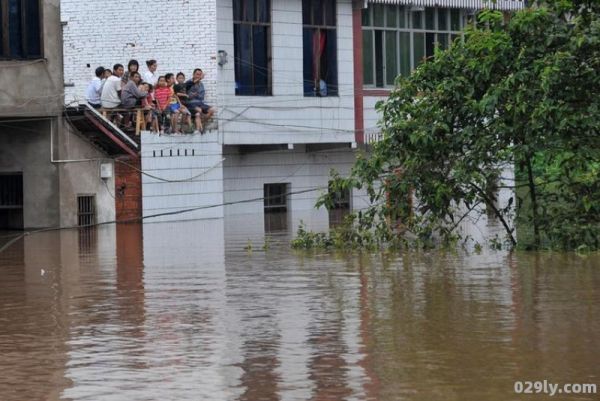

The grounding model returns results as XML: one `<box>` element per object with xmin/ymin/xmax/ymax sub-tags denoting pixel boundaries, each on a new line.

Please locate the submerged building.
<box><xmin>0</xmin><ymin>0</ymin><xmax>139</xmax><ymax>230</ymax></box>
<box><xmin>56</xmin><ymin>0</ymin><xmax>524</xmax><ymax>227</ymax></box>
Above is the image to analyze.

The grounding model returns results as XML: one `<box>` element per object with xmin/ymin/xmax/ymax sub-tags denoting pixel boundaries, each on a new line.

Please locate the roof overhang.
<box><xmin>64</xmin><ymin>103</ymin><xmax>139</xmax><ymax>157</ymax></box>
<box><xmin>366</xmin><ymin>0</ymin><xmax>525</xmax><ymax>11</ymax></box>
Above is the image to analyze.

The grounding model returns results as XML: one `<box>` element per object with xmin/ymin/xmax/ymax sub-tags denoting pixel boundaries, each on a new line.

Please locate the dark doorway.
<box><xmin>0</xmin><ymin>173</ymin><xmax>24</xmax><ymax>229</ymax></box>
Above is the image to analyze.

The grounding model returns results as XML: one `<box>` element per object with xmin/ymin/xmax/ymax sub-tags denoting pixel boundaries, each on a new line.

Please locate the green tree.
<box><xmin>314</xmin><ymin>0</ymin><xmax>599</xmax><ymax>250</ymax></box>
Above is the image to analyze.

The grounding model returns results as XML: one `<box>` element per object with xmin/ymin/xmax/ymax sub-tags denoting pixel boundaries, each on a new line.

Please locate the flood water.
<box><xmin>0</xmin><ymin>213</ymin><xmax>599</xmax><ymax>401</ymax></box>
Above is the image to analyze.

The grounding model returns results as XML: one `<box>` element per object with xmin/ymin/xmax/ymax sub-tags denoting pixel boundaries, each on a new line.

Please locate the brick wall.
<box><xmin>61</xmin><ymin>0</ymin><xmax>217</xmax><ymax>106</ymax></box>
<box><xmin>115</xmin><ymin>155</ymin><xmax>142</xmax><ymax>221</ymax></box>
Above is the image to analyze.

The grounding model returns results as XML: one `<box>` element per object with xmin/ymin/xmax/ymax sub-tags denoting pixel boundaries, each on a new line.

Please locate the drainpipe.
<box><xmin>50</xmin><ymin>118</ymin><xmax>110</xmax><ymax>163</ymax></box>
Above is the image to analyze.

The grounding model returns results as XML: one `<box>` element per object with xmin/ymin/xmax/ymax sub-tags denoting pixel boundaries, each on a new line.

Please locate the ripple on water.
<box><xmin>0</xmin><ymin>220</ymin><xmax>598</xmax><ymax>401</ymax></box>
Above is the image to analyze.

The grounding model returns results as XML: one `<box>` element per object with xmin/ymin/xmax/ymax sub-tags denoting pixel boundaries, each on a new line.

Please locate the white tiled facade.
<box><xmin>61</xmin><ymin>0</ymin><xmax>363</xmax><ymax>220</ymax></box>
<box><xmin>216</xmin><ymin>0</ymin><xmax>356</xmax><ymax>145</ymax></box>
<box><xmin>61</xmin><ymin>0</ymin><xmax>355</xmax><ymax>146</ymax></box>
<box><xmin>60</xmin><ymin>0</ymin><xmax>522</xmax><ymax>223</ymax></box>
<box><xmin>223</xmin><ymin>146</ymin><xmax>371</xmax><ymax>216</ymax></box>
<box><xmin>363</xmin><ymin>96</ymin><xmax>384</xmax><ymax>143</ymax></box>
<box><xmin>140</xmin><ymin>133</ymin><xmax>224</xmax><ymax>221</ymax></box>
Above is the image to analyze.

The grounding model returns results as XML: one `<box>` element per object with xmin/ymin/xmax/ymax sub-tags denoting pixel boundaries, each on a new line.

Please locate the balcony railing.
<box><xmin>364</xmin><ymin>129</ymin><xmax>384</xmax><ymax>144</ymax></box>
<box><xmin>366</xmin><ymin>0</ymin><xmax>525</xmax><ymax>11</ymax></box>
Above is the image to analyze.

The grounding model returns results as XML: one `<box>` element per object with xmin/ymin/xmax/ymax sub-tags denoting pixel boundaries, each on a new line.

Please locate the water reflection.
<box><xmin>0</xmin><ymin>231</ymin><xmax>76</xmax><ymax>401</ymax></box>
<box><xmin>328</xmin><ymin>208</ymin><xmax>350</xmax><ymax>228</ymax></box>
<box><xmin>0</xmin><ymin>214</ymin><xmax>598</xmax><ymax>401</ymax></box>
<box><xmin>265</xmin><ymin>211</ymin><xmax>289</xmax><ymax>233</ymax></box>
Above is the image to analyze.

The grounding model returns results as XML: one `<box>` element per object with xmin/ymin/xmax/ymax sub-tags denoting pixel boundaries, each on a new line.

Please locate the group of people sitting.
<box><xmin>85</xmin><ymin>59</ymin><xmax>215</xmax><ymax>135</ymax></box>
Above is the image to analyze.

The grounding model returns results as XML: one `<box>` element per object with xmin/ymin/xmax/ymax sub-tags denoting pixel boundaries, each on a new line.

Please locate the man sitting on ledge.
<box><xmin>185</xmin><ymin>68</ymin><xmax>215</xmax><ymax>134</ymax></box>
<box><xmin>121</xmin><ymin>72</ymin><xmax>147</xmax><ymax>109</ymax></box>
<box><xmin>101</xmin><ymin>64</ymin><xmax>124</xmax><ymax>109</ymax></box>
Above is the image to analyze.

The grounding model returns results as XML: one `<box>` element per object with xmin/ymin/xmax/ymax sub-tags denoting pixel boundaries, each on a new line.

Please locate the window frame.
<box><xmin>77</xmin><ymin>194</ymin><xmax>96</xmax><ymax>227</ymax></box>
<box><xmin>362</xmin><ymin>5</ymin><xmax>465</xmax><ymax>89</ymax></box>
<box><xmin>0</xmin><ymin>0</ymin><xmax>44</xmax><ymax>60</ymax></box>
<box><xmin>264</xmin><ymin>183</ymin><xmax>289</xmax><ymax>213</ymax></box>
<box><xmin>302</xmin><ymin>0</ymin><xmax>338</xmax><ymax>97</ymax></box>
<box><xmin>233</xmin><ymin>0</ymin><xmax>273</xmax><ymax>96</ymax></box>
<box><xmin>328</xmin><ymin>181</ymin><xmax>351</xmax><ymax>210</ymax></box>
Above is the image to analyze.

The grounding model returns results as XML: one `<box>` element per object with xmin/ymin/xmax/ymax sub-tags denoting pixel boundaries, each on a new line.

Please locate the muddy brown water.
<box><xmin>0</xmin><ymin>214</ymin><xmax>599</xmax><ymax>401</ymax></box>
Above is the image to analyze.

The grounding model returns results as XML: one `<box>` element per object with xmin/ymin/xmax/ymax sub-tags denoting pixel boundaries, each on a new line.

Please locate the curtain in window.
<box><xmin>312</xmin><ymin>30</ymin><xmax>326</xmax><ymax>87</ymax></box>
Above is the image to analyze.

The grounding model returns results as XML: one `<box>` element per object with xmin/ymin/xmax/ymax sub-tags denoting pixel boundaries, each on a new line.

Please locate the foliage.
<box><xmin>291</xmin><ymin>216</ymin><xmax>383</xmax><ymax>251</ymax></box>
<box><xmin>298</xmin><ymin>0</ymin><xmax>599</xmax><ymax>251</ymax></box>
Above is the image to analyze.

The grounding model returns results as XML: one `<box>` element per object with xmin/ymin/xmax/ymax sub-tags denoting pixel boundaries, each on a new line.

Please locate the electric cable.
<box><xmin>0</xmin><ymin>186</ymin><xmax>329</xmax><ymax>255</ymax></box>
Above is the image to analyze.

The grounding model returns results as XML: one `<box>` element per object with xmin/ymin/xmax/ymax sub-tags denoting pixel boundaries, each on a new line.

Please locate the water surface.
<box><xmin>0</xmin><ymin>214</ymin><xmax>598</xmax><ymax>401</ymax></box>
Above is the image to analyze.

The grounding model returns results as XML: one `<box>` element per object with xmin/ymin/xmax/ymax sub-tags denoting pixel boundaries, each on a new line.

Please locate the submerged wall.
<box><xmin>0</xmin><ymin>121</ymin><xmax>60</xmax><ymax>228</ymax></box>
<box><xmin>222</xmin><ymin>146</ymin><xmax>369</xmax><ymax>216</ymax></box>
<box><xmin>140</xmin><ymin>133</ymin><xmax>224</xmax><ymax>222</ymax></box>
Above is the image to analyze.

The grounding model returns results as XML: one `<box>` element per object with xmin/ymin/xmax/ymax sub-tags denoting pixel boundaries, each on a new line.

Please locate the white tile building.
<box><xmin>61</xmin><ymin>0</ymin><xmax>523</xmax><ymax>224</ymax></box>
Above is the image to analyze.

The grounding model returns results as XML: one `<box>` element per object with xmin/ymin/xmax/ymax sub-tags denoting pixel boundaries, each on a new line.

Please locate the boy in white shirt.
<box><xmin>101</xmin><ymin>64</ymin><xmax>125</xmax><ymax>109</ymax></box>
<box><xmin>85</xmin><ymin>66</ymin><xmax>105</xmax><ymax>107</ymax></box>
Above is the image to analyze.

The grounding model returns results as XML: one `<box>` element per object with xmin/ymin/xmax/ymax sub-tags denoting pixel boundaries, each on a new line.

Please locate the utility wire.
<box><xmin>0</xmin><ymin>106</ymin><xmax>379</xmax><ymax>136</ymax></box>
<box><xmin>115</xmin><ymin>158</ymin><xmax>225</xmax><ymax>183</ymax></box>
<box><xmin>0</xmin><ymin>186</ymin><xmax>328</xmax><ymax>255</ymax></box>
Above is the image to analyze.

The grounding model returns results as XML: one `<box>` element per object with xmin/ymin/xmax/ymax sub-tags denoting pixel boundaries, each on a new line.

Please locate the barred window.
<box><xmin>77</xmin><ymin>195</ymin><xmax>96</xmax><ymax>227</ymax></box>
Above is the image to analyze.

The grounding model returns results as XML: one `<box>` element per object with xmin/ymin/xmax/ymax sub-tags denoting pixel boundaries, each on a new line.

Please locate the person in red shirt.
<box><xmin>154</xmin><ymin>76</ymin><xmax>180</xmax><ymax>134</ymax></box>
<box><xmin>142</xmin><ymin>83</ymin><xmax>159</xmax><ymax>133</ymax></box>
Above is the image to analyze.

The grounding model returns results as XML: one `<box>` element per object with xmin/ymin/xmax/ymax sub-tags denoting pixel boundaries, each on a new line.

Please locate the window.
<box><xmin>264</xmin><ymin>183</ymin><xmax>289</xmax><ymax>213</ymax></box>
<box><xmin>328</xmin><ymin>181</ymin><xmax>350</xmax><ymax>227</ymax></box>
<box><xmin>328</xmin><ymin>181</ymin><xmax>350</xmax><ymax>210</ymax></box>
<box><xmin>302</xmin><ymin>0</ymin><xmax>337</xmax><ymax>97</ymax></box>
<box><xmin>77</xmin><ymin>195</ymin><xmax>96</xmax><ymax>226</ymax></box>
<box><xmin>362</xmin><ymin>6</ymin><xmax>465</xmax><ymax>87</ymax></box>
<box><xmin>264</xmin><ymin>211</ymin><xmax>288</xmax><ymax>232</ymax></box>
<box><xmin>234</xmin><ymin>0</ymin><xmax>272</xmax><ymax>96</ymax></box>
<box><xmin>0</xmin><ymin>0</ymin><xmax>42</xmax><ymax>60</ymax></box>
<box><xmin>0</xmin><ymin>173</ymin><xmax>23</xmax><ymax>229</ymax></box>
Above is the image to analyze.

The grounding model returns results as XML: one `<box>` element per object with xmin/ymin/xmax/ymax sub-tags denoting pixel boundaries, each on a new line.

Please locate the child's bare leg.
<box><xmin>171</xmin><ymin>112</ymin><xmax>181</xmax><ymax>133</ymax></box>
<box><xmin>206</xmin><ymin>107</ymin><xmax>215</xmax><ymax>120</ymax></box>
<box><xmin>194</xmin><ymin>109</ymin><xmax>203</xmax><ymax>131</ymax></box>
<box><xmin>152</xmin><ymin>116</ymin><xmax>159</xmax><ymax>132</ymax></box>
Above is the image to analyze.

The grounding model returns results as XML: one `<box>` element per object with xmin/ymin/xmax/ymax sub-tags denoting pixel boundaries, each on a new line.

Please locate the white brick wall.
<box><xmin>61</xmin><ymin>0</ymin><xmax>217</xmax><ymax>106</ymax></box>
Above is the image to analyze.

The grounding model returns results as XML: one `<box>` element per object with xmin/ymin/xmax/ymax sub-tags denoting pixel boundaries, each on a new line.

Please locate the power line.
<box><xmin>0</xmin><ymin>186</ymin><xmax>328</xmax><ymax>254</ymax></box>
<box><xmin>115</xmin><ymin>158</ymin><xmax>225</xmax><ymax>183</ymax></box>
